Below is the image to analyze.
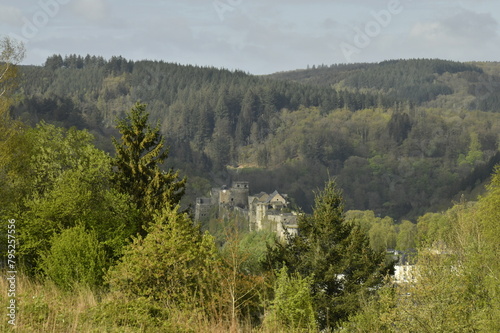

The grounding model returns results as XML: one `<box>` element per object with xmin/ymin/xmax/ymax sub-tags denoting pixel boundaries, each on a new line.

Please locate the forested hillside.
<box><xmin>2</xmin><ymin>38</ymin><xmax>499</xmax><ymax>331</ymax></box>
<box><xmin>11</xmin><ymin>56</ymin><xmax>500</xmax><ymax>219</ymax></box>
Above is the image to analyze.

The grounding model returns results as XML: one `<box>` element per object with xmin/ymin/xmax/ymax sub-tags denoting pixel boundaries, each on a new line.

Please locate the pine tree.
<box><xmin>112</xmin><ymin>102</ymin><xmax>186</xmax><ymax>234</ymax></box>
<box><xmin>267</xmin><ymin>179</ymin><xmax>389</xmax><ymax>330</ymax></box>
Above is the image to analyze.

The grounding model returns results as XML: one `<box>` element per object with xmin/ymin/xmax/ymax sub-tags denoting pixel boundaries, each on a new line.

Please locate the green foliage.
<box><xmin>41</xmin><ymin>225</ymin><xmax>107</xmax><ymax>291</ymax></box>
<box><xmin>217</xmin><ymin>227</ymin><xmax>269</xmax><ymax>327</ymax></box>
<box><xmin>416</xmin><ymin>212</ymin><xmax>452</xmax><ymax>247</ymax></box>
<box><xmin>86</xmin><ymin>295</ymin><xmax>175</xmax><ymax>332</ymax></box>
<box><xmin>22</xmin><ymin>292</ymin><xmax>51</xmax><ymax>326</ymax></box>
<box><xmin>26</xmin><ymin>122</ymin><xmax>98</xmax><ymax>195</ymax></box>
<box><xmin>237</xmin><ymin>230</ymin><xmax>276</xmax><ymax>274</ymax></box>
<box><xmin>396</xmin><ymin>220</ymin><xmax>417</xmax><ymax>251</ymax></box>
<box><xmin>339</xmin><ymin>282</ymin><xmax>397</xmax><ymax>333</ymax></box>
<box><xmin>396</xmin><ymin>249</ymin><xmax>479</xmax><ymax>332</ymax></box>
<box><xmin>458</xmin><ymin>132</ymin><xmax>484</xmax><ymax>166</ymax></box>
<box><xmin>455</xmin><ymin>167</ymin><xmax>500</xmax><ymax>331</ymax></box>
<box><xmin>267</xmin><ymin>179</ymin><xmax>389</xmax><ymax>330</ymax></box>
<box><xmin>19</xmin><ymin>123</ymin><xmax>138</xmax><ymax>271</ymax></box>
<box><xmin>0</xmin><ymin>36</ymin><xmax>25</xmax><ymax>105</ymax></box>
<box><xmin>368</xmin><ymin>217</ymin><xmax>397</xmax><ymax>252</ymax></box>
<box><xmin>0</xmin><ymin>122</ymin><xmax>30</xmax><ymax>217</ymax></box>
<box><xmin>5</xmin><ymin>51</ymin><xmax>500</xmax><ymax>332</ymax></box>
<box><xmin>12</xmin><ymin>57</ymin><xmax>500</xmax><ymax>220</ymax></box>
<box><xmin>112</xmin><ymin>102</ymin><xmax>186</xmax><ymax>233</ymax></box>
<box><xmin>107</xmin><ymin>206</ymin><xmax>220</xmax><ymax>309</ymax></box>
<box><xmin>343</xmin><ymin>167</ymin><xmax>500</xmax><ymax>332</ymax></box>
<box><xmin>345</xmin><ymin>210</ymin><xmax>400</xmax><ymax>252</ymax></box>
<box><xmin>346</xmin><ymin>210</ymin><xmax>417</xmax><ymax>252</ymax></box>
<box><xmin>275</xmin><ymin>59</ymin><xmax>481</xmax><ymax>104</ymax></box>
<box><xmin>22</xmin><ymin>165</ymin><xmax>137</xmax><ymax>261</ymax></box>
<box><xmin>0</xmin><ymin>37</ymin><xmax>28</xmax><ymax>218</ymax></box>
<box><xmin>264</xmin><ymin>266</ymin><xmax>317</xmax><ymax>332</ymax></box>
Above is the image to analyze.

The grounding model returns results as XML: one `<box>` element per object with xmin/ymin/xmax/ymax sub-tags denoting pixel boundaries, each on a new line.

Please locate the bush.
<box><xmin>41</xmin><ymin>225</ymin><xmax>107</xmax><ymax>290</ymax></box>
<box><xmin>84</xmin><ymin>295</ymin><xmax>172</xmax><ymax>332</ymax></box>
<box><xmin>106</xmin><ymin>206</ymin><xmax>220</xmax><ymax>309</ymax></box>
<box><xmin>264</xmin><ymin>266</ymin><xmax>317</xmax><ymax>332</ymax></box>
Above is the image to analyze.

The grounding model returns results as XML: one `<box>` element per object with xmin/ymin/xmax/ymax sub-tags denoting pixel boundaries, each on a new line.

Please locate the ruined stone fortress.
<box><xmin>195</xmin><ymin>181</ymin><xmax>298</xmax><ymax>239</ymax></box>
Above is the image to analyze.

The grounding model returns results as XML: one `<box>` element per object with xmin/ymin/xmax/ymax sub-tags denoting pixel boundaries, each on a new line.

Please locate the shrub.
<box><xmin>264</xmin><ymin>266</ymin><xmax>317</xmax><ymax>332</ymax></box>
<box><xmin>106</xmin><ymin>206</ymin><xmax>220</xmax><ymax>309</ymax></box>
<box><xmin>41</xmin><ymin>225</ymin><xmax>107</xmax><ymax>290</ymax></box>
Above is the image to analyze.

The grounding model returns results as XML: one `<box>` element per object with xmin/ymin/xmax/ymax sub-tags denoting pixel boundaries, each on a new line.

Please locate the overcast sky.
<box><xmin>1</xmin><ymin>0</ymin><xmax>499</xmax><ymax>75</ymax></box>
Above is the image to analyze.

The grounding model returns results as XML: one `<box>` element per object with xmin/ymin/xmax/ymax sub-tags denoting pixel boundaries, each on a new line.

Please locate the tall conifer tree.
<box><xmin>267</xmin><ymin>179</ymin><xmax>389</xmax><ymax>330</ymax></box>
<box><xmin>112</xmin><ymin>102</ymin><xmax>186</xmax><ymax>233</ymax></box>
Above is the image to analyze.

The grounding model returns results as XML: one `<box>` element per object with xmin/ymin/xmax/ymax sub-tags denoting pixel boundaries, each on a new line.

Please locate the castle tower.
<box><xmin>230</xmin><ymin>181</ymin><xmax>249</xmax><ymax>208</ymax></box>
<box><xmin>219</xmin><ymin>185</ymin><xmax>231</xmax><ymax>205</ymax></box>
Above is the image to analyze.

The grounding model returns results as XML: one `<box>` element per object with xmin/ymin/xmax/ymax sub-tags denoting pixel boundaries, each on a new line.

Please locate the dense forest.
<box><xmin>1</xmin><ymin>36</ymin><xmax>499</xmax><ymax>331</ymax></box>
<box><xmin>9</xmin><ymin>55</ymin><xmax>500</xmax><ymax>219</ymax></box>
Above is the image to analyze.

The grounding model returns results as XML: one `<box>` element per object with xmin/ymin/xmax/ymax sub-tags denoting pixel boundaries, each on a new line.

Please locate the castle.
<box><xmin>195</xmin><ymin>181</ymin><xmax>298</xmax><ymax>239</ymax></box>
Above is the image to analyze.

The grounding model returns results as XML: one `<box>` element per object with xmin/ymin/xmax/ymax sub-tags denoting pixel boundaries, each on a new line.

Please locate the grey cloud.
<box><xmin>442</xmin><ymin>10</ymin><xmax>498</xmax><ymax>40</ymax></box>
<box><xmin>409</xmin><ymin>9</ymin><xmax>498</xmax><ymax>48</ymax></box>
<box><xmin>71</xmin><ymin>0</ymin><xmax>109</xmax><ymax>22</ymax></box>
<box><xmin>0</xmin><ymin>5</ymin><xmax>23</xmax><ymax>26</ymax></box>
<box><xmin>321</xmin><ymin>18</ymin><xmax>340</xmax><ymax>30</ymax></box>
<box><xmin>4</xmin><ymin>0</ymin><xmax>500</xmax><ymax>73</ymax></box>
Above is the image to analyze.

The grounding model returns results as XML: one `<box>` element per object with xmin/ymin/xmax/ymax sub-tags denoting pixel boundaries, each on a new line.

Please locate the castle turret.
<box><xmin>230</xmin><ymin>181</ymin><xmax>249</xmax><ymax>208</ymax></box>
<box><xmin>219</xmin><ymin>185</ymin><xmax>231</xmax><ymax>205</ymax></box>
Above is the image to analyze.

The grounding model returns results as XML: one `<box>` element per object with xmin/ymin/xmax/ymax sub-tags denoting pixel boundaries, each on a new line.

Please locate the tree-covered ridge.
<box><xmin>270</xmin><ymin>59</ymin><xmax>500</xmax><ymax>108</ymax></box>
<box><xmin>235</xmin><ymin>105</ymin><xmax>500</xmax><ymax>218</ymax></box>
<box><xmin>17</xmin><ymin>54</ymin><xmax>398</xmax><ymax>123</ymax></box>
<box><xmin>10</xmin><ymin>56</ymin><xmax>500</xmax><ymax>220</ymax></box>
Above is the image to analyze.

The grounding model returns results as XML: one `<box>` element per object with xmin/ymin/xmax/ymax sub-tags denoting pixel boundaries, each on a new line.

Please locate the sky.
<box><xmin>1</xmin><ymin>0</ymin><xmax>500</xmax><ymax>75</ymax></box>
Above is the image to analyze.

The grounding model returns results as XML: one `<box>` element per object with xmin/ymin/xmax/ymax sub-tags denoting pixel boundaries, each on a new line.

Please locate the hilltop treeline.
<box><xmin>11</xmin><ymin>56</ymin><xmax>500</xmax><ymax>219</ymax></box>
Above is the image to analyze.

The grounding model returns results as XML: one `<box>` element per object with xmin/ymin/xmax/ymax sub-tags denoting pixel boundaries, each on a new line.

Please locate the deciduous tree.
<box><xmin>19</xmin><ymin>123</ymin><xmax>139</xmax><ymax>273</ymax></box>
<box><xmin>0</xmin><ymin>37</ymin><xmax>26</xmax><ymax>215</ymax></box>
<box><xmin>0</xmin><ymin>36</ymin><xmax>24</xmax><ymax>105</ymax></box>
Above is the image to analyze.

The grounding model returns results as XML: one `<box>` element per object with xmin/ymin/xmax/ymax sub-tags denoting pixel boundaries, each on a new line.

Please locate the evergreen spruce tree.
<box><xmin>112</xmin><ymin>102</ymin><xmax>186</xmax><ymax>234</ymax></box>
<box><xmin>267</xmin><ymin>179</ymin><xmax>390</xmax><ymax>330</ymax></box>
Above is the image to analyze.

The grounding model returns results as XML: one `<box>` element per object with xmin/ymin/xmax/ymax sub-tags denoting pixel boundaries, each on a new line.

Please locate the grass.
<box><xmin>0</xmin><ymin>271</ymin><xmax>312</xmax><ymax>332</ymax></box>
<box><xmin>0</xmin><ymin>272</ymin><xmax>98</xmax><ymax>332</ymax></box>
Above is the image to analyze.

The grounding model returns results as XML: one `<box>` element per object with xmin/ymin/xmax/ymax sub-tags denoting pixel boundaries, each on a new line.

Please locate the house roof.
<box><xmin>266</xmin><ymin>190</ymin><xmax>287</xmax><ymax>204</ymax></box>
